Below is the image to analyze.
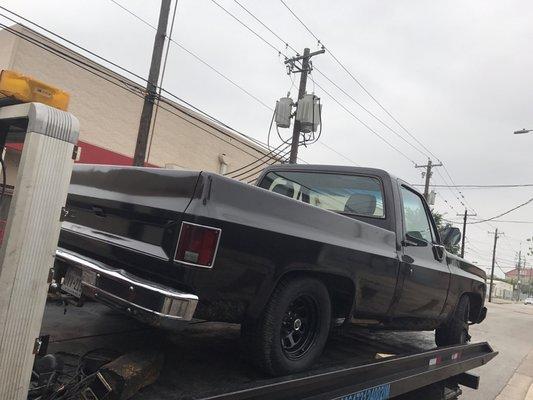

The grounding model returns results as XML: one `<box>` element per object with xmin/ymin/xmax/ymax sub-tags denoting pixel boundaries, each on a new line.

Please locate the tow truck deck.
<box><xmin>41</xmin><ymin>300</ymin><xmax>497</xmax><ymax>400</ymax></box>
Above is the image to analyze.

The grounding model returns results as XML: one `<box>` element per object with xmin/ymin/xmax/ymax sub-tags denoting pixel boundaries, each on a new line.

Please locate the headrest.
<box><xmin>344</xmin><ymin>193</ymin><xmax>376</xmax><ymax>216</ymax></box>
<box><xmin>272</xmin><ymin>182</ymin><xmax>294</xmax><ymax>198</ymax></box>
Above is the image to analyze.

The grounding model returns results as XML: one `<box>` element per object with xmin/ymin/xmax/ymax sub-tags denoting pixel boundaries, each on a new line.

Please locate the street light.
<box><xmin>514</xmin><ymin>128</ymin><xmax>533</xmax><ymax>134</ymax></box>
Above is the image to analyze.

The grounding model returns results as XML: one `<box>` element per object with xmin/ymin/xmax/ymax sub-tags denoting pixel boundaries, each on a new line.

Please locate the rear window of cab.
<box><xmin>259</xmin><ymin>171</ymin><xmax>385</xmax><ymax>219</ymax></box>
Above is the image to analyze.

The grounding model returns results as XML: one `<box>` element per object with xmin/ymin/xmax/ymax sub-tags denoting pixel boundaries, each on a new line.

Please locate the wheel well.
<box><xmin>279</xmin><ymin>271</ymin><xmax>355</xmax><ymax>319</ymax></box>
<box><xmin>464</xmin><ymin>292</ymin><xmax>483</xmax><ymax>322</ymax></box>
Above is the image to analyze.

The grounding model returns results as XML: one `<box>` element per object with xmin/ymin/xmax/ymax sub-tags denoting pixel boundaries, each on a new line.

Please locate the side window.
<box><xmin>400</xmin><ymin>186</ymin><xmax>434</xmax><ymax>243</ymax></box>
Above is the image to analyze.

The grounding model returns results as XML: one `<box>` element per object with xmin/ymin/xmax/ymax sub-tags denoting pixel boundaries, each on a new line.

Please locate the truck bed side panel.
<box><xmin>183</xmin><ymin>173</ymin><xmax>400</xmax><ymax>319</ymax></box>
<box><xmin>58</xmin><ymin>168</ymin><xmax>400</xmax><ymax>322</ymax></box>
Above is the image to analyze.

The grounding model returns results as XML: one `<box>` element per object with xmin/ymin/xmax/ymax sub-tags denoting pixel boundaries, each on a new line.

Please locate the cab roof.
<box><xmin>260</xmin><ymin>164</ymin><xmax>399</xmax><ymax>184</ymax></box>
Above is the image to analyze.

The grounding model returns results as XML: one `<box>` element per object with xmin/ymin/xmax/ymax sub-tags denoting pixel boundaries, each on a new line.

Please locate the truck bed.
<box><xmin>40</xmin><ymin>300</ymin><xmax>495</xmax><ymax>399</ymax></box>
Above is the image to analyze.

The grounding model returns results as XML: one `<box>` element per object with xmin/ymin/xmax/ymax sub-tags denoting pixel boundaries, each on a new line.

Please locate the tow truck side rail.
<box><xmin>201</xmin><ymin>342</ymin><xmax>497</xmax><ymax>400</ymax></box>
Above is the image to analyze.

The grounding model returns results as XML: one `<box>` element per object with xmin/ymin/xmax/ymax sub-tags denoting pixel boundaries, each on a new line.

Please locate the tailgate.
<box><xmin>60</xmin><ymin>165</ymin><xmax>202</xmax><ymax>261</ymax></box>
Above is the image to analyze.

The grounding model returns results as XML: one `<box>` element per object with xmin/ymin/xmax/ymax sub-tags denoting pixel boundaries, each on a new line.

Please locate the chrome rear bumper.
<box><xmin>55</xmin><ymin>248</ymin><xmax>198</xmax><ymax>324</ymax></box>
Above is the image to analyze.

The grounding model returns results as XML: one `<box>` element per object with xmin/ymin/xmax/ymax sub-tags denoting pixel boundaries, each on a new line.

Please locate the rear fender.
<box><xmin>246</xmin><ymin>267</ymin><xmax>356</xmax><ymax>321</ymax></box>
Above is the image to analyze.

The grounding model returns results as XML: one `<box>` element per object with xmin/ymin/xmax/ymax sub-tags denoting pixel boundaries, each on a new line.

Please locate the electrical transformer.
<box><xmin>295</xmin><ymin>94</ymin><xmax>321</xmax><ymax>133</ymax></box>
<box><xmin>274</xmin><ymin>96</ymin><xmax>293</xmax><ymax>128</ymax></box>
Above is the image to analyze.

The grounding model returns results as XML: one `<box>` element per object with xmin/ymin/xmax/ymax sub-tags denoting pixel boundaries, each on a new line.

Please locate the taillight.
<box><xmin>175</xmin><ymin>222</ymin><xmax>221</xmax><ymax>268</ymax></box>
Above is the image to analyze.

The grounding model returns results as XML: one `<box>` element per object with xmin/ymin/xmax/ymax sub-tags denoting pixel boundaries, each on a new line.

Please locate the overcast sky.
<box><xmin>2</xmin><ymin>0</ymin><xmax>532</xmax><ymax>277</ymax></box>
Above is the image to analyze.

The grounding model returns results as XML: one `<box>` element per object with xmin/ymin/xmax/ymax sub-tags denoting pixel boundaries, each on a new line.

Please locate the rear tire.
<box><xmin>242</xmin><ymin>276</ymin><xmax>331</xmax><ymax>376</ymax></box>
<box><xmin>435</xmin><ymin>295</ymin><xmax>471</xmax><ymax>347</ymax></box>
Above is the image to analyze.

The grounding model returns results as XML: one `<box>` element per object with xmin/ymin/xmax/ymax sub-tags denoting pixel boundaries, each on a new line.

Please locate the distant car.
<box><xmin>525</xmin><ymin>298</ymin><xmax>533</xmax><ymax>305</ymax></box>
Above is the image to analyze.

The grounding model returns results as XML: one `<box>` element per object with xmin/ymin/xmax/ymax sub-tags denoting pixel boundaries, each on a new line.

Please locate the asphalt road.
<box><xmin>462</xmin><ymin>301</ymin><xmax>533</xmax><ymax>400</ymax></box>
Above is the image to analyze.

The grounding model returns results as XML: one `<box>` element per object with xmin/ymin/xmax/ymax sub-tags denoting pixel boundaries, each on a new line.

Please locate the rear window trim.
<box><xmin>260</xmin><ymin>171</ymin><xmax>387</xmax><ymax>220</ymax></box>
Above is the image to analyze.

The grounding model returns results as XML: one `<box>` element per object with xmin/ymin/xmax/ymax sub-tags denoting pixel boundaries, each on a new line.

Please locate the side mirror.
<box><xmin>439</xmin><ymin>226</ymin><xmax>461</xmax><ymax>247</ymax></box>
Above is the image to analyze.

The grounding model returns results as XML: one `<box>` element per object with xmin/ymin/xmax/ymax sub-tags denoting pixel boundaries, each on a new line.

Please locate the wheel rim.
<box><xmin>280</xmin><ymin>295</ymin><xmax>319</xmax><ymax>360</ymax></box>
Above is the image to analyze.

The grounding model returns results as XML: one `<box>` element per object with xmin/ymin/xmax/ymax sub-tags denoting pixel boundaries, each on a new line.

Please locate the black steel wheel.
<box><xmin>242</xmin><ymin>276</ymin><xmax>331</xmax><ymax>376</ymax></box>
<box><xmin>280</xmin><ymin>295</ymin><xmax>319</xmax><ymax>360</ymax></box>
<box><xmin>435</xmin><ymin>295</ymin><xmax>471</xmax><ymax>347</ymax></box>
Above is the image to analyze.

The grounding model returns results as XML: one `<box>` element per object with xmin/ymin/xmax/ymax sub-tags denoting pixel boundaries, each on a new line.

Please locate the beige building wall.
<box><xmin>0</xmin><ymin>30</ymin><xmax>22</xmax><ymax>187</ymax></box>
<box><xmin>2</xmin><ymin>24</ymin><xmax>272</xmax><ymax>176</ymax></box>
<box><xmin>0</xmin><ymin>29</ymin><xmax>17</xmax><ymax>71</ymax></box>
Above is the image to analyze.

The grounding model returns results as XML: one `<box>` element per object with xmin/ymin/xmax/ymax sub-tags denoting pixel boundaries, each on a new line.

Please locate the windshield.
<box><xmin>258</xmin><ymin>171</ymin><xmax>385</xmax><ymax>218</ymax></box>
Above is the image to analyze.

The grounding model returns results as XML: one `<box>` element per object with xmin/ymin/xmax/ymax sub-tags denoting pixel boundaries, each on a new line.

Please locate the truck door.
<box><xmin>394</xmin><ymin>185</ymin><xmax>451</xmax><ymax>319</ymax></box>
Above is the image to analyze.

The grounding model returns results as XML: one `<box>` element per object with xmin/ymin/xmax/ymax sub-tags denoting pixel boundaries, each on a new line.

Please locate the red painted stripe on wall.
<box><xmin>6</xmin><ymin>140</ymin><xmax>157</xmax><ymax>167</ymax></box>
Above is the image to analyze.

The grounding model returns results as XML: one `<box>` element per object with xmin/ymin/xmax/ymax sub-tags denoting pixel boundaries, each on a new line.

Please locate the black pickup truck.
<box><xmin>54</xmin><ymin>164</ymin><xmax>487</xmax><ymax>376</ymax></box>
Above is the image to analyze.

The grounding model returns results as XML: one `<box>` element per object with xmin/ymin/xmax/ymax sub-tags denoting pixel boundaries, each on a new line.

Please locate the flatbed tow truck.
<box><xmin>0</xmin><ymin>71</ymin><xmax>496</xmax><ymax>400</ymax></box>
<box><xmin>40</xmin><ymin>300</ymin><xmax>497</xmax><ymax>400</ymax></box>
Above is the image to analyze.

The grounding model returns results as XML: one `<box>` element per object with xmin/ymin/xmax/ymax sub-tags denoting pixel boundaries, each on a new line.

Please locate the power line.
<box><xmin>0</xmin><ymin>7</ymin><xmax>275</xmax><ymax>154</ymax></box>
<box><xmin>168</xmin><ymin>40</ymin><xmax>272</xmax><ymax>110</ymax></box>
<box><xmin>0</xmin><ymin>23</ymin><xmax>145</xmax><ymax>96</ymax></box>
<box><xmin>239</xmin><ymin>147</ymin><xmax>293</xmax><ymax>182</ymax></box>
<box><xmin>0</xmin><ymin>7</ymin><xmax>148</xmax><ymax>84</ymax></box>
<box><xmin>226</xmin><ymin>142</ymin><xmax>289</xmax><ymax>177</ymax></box>
<box><xmin>108</xmin><ymin>0</ymin><xmax>157</xmax><ymax>29</ymax></box>
<box><xmin>221</xmin><ymin>0</ymin><xmax>495</xmax><ymax>178</ymax></box>
<box><xmin>210</xmin><ymin>0</ymin><xmax>291</xmax><ymax>57</ymax></box>
<box><xmin>448</xmin><ymin>219</ymin><xmax>533</xmax><ymax>224</ymax></box>
<box><xmin>469</xmin><ymin>197</ymin><xmax>533</xmax><ymax>224</ymax></box>
<box><xmin>228</xmin><ymin>0</ymin><xmax>427</xmax><ymax>164</ymax></box>
<box><xmin>0</xmin><ymin>19</ymin><xmax>305</xmax><ymax>176</ymax></box>
<box><xmin>435</xmin><ymin>192</ymin><xmax>460</xmax><ymax>214</ymax></box>
<box><xmin>312</xmin><ymin>79</ymin><xmax>417</xmax><ymax>164</ymax></box>
<box><xmin>106</xmin><ymin>2</ymin><xmax>276</xmax><ymax>112</ymax></box>
<box><xmin>312</xmin><ymin>67</ymin><xmax>428</xmax><ymax>159</ymax></box>
<box><xmin>0</xmin><ymin>22</ymin><xmax>284</xmax><ymax>168</ymax></box>
<box><xmin>284</xmin><ymin>1</ymin><xmax>513</xmax><ymax>231</ymax></box>
<box><xmin>104</xmin><ymin>3</ymin><xmax>281</xmax><ymax>152</ymax></box>
<box><xmin>413</xmin><ymin>183</ymin><xmax>533</xmax><ymax>189</ymax></box>
<box><xmin>207</xmin><ymin>0</ymin><xmax>398</xmax><ymax>166</ymax></box>
<box><xmin>102</xmin><ymin>1</ymin><xmax>314</xmax><ymax>170</ymax></box>
<box><xmin>276</xmin><ymin>0</ymin><xmax>496</xmax><ymax>221</ymax></box>
<box><xmin>232</xmin><ymin>0</ymin><xmax>291</xmax><ymax>51</ymax></box>
<box><xmin>317</xmin><ymin>142</ymin><xmax>360</xmax><ymax>166</ymax></box>
<box><xmin>278</xmin><ymin>0</ymin><xmax>320</xmax><ymax>43</ymax></box>
<box><xmin>235</xmin><ymin>150</ymin><xmax>289</xmax><ymax>181</ymax></box>
<box><xmin>434</xmin><ymin>170</ymin><xmax>468</xmax><ymax>210</ymax></box>
<box><xmin>441</xmin><ymin>164</ymin><xmax>474</xmax><ymax>209</ymax></box>
<box><xmin>102</xmin><ymin>0</ymin><xmax>317</xmax><ymax>166</ymax></box>
<box><xmin>278</xmin><ymin>0</ymin><xmax>438</xmax><ymax>161</ymax></box>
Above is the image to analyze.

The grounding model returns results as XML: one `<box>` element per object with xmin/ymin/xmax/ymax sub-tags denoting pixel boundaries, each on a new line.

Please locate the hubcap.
<box><xmin>280</xmin><ymin>295</ymin><xmax>319</xmax><ymax>360</ymax></box>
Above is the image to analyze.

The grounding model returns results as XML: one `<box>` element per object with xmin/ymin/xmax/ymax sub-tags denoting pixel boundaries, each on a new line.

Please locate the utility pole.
<box><xmin>415</xmin><ymin>159</ymin><xmax>443</xmax><ymax>202</ymax></box>
<box><xmin>285</xmin><ymin>47</ymin><xmax>325</xmax><ymax>164</ymax></box>
<box><xmin>488</xmin><ymin>228</ymin><xmax>502</xmax><ymax>303</ymax></box>
<box><xmin>517</xmin><ymin>250</ymin><xmax>522</xmax><ymax>301</ymax></box>
<box><xmin>457</xmin><ymin>209</ymin><xmax>477</xmax><ymax>258</ymax></box>
<box><xmin>133</xmin><ymin>0</ymin><xmax>171</xmax><ymax>166</ymax></box>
